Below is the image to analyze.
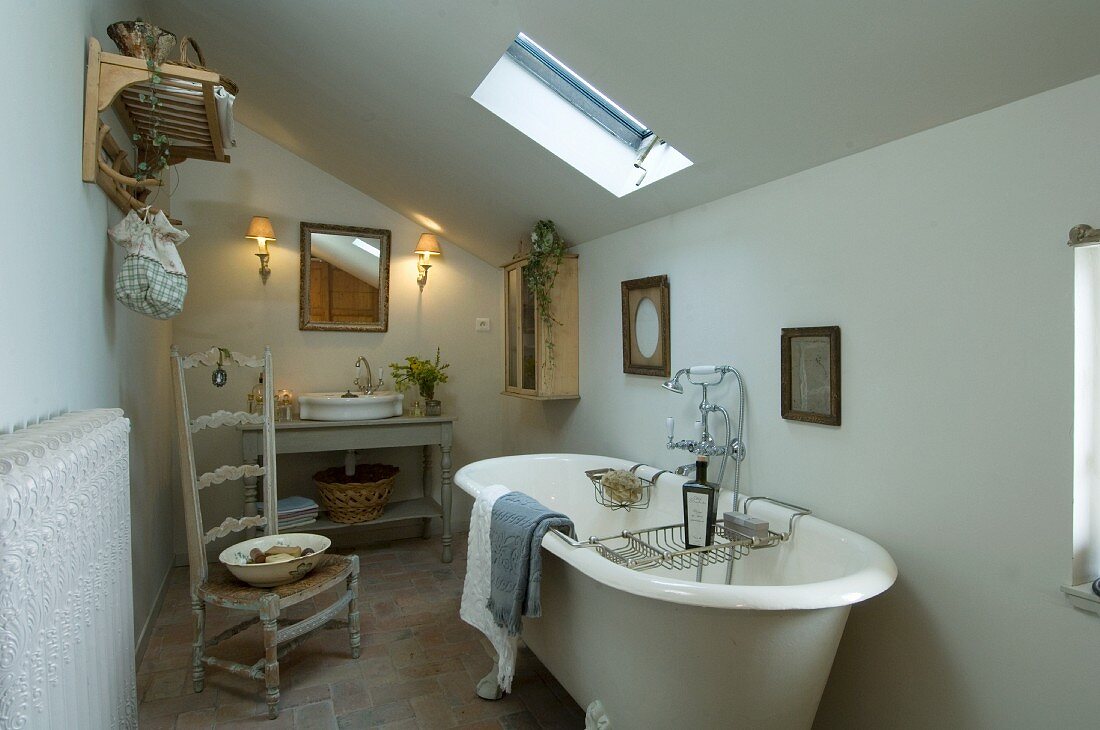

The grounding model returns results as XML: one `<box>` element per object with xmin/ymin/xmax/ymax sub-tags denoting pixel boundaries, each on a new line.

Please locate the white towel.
<box><xmin>213</xmin><ymin>85</ymin><xmax>236</xmax><ymax>150</ymax></box>
<box><xmin>460</xmin><ymin>484</ymin><xmax>519</xmax><ymax>694</ymax></box>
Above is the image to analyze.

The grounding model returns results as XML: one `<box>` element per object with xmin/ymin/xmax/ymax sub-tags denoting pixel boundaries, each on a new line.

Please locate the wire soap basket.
<box><xmin>586</xmin><ymin>464</ymin><xmax>665</xmax><ymax>511</ymax></box>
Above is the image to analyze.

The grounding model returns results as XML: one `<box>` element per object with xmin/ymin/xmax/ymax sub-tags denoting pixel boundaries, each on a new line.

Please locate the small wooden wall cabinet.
<box><xmin>502</xmin><ymin>254</ymin><xmax>579</xmax><ymax>400</ymax></box>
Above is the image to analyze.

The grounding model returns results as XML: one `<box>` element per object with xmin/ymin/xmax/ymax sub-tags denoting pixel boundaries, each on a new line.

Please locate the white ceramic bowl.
<box><xmin>219</xmin><ymin>533</ymin><xmax>332</xmax><ymax>588</ymax></box>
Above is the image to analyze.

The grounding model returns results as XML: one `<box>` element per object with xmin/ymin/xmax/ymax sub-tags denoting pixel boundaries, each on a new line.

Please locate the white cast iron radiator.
<box><xmin>0</xmin><ymin>409</ymin><xmax>136</xmax><ymax>729</ymax></box>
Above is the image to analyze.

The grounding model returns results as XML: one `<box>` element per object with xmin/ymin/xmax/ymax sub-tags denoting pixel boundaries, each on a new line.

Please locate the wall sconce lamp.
<box><xmin>245</xmin><ymin>216</ymin><xmax>276</xmax><ymax>284</ymax></box>
<box><xmin>415</xmin><ymin>233</ymin><xmax>442</xmax><ymax>290</ymax></box>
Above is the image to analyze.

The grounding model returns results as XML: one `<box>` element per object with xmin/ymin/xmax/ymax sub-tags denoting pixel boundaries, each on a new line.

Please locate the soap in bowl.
<box><xmin>219</xmin><ymin>533</ymin><xmax>331</xmax><ymax>588</ymax></box>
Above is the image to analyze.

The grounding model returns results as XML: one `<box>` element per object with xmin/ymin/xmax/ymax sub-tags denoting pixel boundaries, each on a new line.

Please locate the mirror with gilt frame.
<box><xmin>299</xmin><ymin>222</ymin><xmax>391</xmax><ymax>332</ymax></box>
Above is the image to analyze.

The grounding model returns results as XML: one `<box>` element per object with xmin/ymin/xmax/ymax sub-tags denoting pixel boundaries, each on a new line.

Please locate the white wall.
<box><xmin>169</xmin><ymin>124</ymin><xmax>503</xmax><ymax>559</ymax></box>
<box><xmin>0</xmin><ymin>1</ymin><xmax>176</xmax><ymax>654</ymax></box>
<box><xmin>503</xmin><ymin>75</ymin><xmax>1100</xmax><ymax>727</ymax></box>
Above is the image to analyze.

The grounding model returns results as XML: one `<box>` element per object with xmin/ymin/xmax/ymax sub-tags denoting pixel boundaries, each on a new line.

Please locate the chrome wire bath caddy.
<box><xmin>555</xmin><ymin>496</ymin><xmax>811</xmax><ymax>574</ymax></box>
<box><xmin>586</xmin><ymin>464</ymin><xmax>665</xmax><ymax>511</ymax></box>
<box><xmin>559</xmin><ymin>522</ymin><xmax>750</xmax><ymax>571</ymax></box>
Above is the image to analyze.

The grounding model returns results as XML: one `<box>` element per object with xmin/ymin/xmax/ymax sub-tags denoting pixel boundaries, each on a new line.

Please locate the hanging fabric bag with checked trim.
<box><xmin>108</xmin><ymin>208</ymin><xmax>190</xmax><ymax>319</ymax></box>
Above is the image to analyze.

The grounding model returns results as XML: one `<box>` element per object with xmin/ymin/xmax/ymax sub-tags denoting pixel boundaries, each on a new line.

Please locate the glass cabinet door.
<box><xmin>505</xmin><ymin>264</ymin><xmax>538</xmax><ymax>393</ymax></box>
<box><xmin>506</xmin><ymin>267</ymin><xmax>519</xmax><ymax>389</ymax></box>
<box><xmin>520</xmin><ymin>268</ymin><xmax>536</xmax><ymax>391</ymax></box>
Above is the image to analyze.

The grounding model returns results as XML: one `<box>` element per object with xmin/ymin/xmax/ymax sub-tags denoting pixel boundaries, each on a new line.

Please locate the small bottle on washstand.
<box><xmin>682</xmin><ymin>454</ymin><xmax>716</xmax><ymax>548</ymax></box>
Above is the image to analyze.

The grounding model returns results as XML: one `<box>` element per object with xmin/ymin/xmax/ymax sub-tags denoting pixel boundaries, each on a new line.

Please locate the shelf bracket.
<box><xmin>82</xmin><ymin>36</ymin><xmax>232</xmax><ymax>224</ymax></box>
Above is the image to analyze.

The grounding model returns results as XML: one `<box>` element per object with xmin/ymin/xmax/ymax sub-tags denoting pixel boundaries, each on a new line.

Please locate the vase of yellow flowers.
<box><xmin>390</xmin><ymin>348</ymin><xmax>449</xmax><ymax>416</ymax></box>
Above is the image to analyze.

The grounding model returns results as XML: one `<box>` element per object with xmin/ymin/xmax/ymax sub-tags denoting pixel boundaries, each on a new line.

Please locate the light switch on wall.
<box><xmin>475</xmin><ymin>317</ymin><xmax>490</xmax><ymax>332</ymax></box>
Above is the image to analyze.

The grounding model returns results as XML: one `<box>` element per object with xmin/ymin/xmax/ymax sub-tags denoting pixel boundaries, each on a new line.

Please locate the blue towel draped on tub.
<box><xmin>487</xmin><ymin>491</ymin><xmax>575</xmax><ymax>636</ymax></box>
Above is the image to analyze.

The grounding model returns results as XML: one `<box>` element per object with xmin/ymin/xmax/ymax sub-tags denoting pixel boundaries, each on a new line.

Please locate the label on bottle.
<box><xmin>685</xmin><ymin>492</ymin><xmax>709</xmax><ymax>545</ymax></box>
<box><xmin>683</xmin><ymin>485</ymin><xmax>715</xmax><ymax>548</ymax></box>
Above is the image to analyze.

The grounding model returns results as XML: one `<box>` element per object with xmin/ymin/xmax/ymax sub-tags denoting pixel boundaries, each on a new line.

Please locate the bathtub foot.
<box><xmin>476</xmin><ymin>669</ymin><xmax>504</xmax><ymax>700</ymax></box>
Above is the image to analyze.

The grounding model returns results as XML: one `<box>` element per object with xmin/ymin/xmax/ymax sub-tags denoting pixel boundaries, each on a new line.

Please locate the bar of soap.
<box><xmin>265</xmin><ymin>545</ymin><xmax>303</xmax><ymax>558</ymax></box>
<box><xmin>723</xmin><ymin>511</ymin><xmax>770</xmax><ymax>539</ymax></box>
<box><xmin>264</xmin><ymin>553</ymin><xmax>294</xmax><ymax>564</ymax></box>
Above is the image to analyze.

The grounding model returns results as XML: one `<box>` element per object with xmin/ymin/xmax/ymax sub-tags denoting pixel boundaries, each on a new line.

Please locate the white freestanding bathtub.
<box><xmin>455</xmin><ymin>454</ymin><xmax>897</xmax><ymax>730</ymax></box>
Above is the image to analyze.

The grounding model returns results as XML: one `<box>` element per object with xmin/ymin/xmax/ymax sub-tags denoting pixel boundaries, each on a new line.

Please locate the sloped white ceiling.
<box><xmin>146</xmin><ymin>1</ymin><xmax>1100</xmax><ymax>264</ymax></box>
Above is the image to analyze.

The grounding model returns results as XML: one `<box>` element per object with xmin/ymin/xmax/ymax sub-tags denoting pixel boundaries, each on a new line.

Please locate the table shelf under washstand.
<box><xmin>239</xmin><ymin>416</ymin><xmax>455</xmax><ymax>562</ymax></box>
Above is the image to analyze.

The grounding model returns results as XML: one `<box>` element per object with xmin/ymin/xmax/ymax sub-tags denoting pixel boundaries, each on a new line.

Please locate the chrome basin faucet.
<box><xmin>354</xmin><ymin>356</ymin><xmax>383</xmax><ymax>394</ymax></box>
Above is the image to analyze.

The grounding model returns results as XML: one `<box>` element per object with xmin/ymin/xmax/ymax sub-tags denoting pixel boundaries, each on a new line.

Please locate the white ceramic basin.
<box><xmin>298</xmin><ymin>391</ymin><xmax>403</xmax><ymax>421</ymax></box>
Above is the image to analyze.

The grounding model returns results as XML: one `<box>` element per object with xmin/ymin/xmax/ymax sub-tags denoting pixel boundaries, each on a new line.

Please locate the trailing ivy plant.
<box><xmin>524</xmin><ymin>219</ymin><xmax>568</xmax><ymax>370</ymax></box>
<box><xmin>133</xmin><ymin>27</ymin><xmax>171</xmax><ymax>181</ymax></box>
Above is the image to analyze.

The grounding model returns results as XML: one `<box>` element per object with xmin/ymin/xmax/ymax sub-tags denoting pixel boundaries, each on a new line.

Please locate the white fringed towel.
<box><xmin>459</xmin><ymin>484</ymin><xmax>519</xmax><ymax>693</ymax></box>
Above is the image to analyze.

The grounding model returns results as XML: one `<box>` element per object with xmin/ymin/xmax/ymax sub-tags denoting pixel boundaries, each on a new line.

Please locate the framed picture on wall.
<box><xmin>781</xmin><ymin>326</ymin><xmax>841</xmax><ymax>426</ymax></box>
<box><xmin>621</xmin><ymin>275</ymin><xmax>671</xmax><ymax>377</ymax></box>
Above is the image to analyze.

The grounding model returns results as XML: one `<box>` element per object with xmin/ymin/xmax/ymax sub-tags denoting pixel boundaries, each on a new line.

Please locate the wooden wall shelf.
<box><xmin>82</xmin><ymin>37</ymin><xmax>232</xmax><ymax>221</ymax></box>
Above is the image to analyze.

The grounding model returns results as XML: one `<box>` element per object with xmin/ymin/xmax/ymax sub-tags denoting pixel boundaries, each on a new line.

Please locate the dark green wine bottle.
<box><xmin>682</xmin><ymin>455</ymin><xmax>715</xmax><ymax>548</ymax></box>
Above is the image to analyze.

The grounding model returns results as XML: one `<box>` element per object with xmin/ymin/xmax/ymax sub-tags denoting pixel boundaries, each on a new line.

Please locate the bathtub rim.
<box><xmin>455</xmin><ymin>453</ymin><xmax>898</xmax><ymax>611</ymax></box>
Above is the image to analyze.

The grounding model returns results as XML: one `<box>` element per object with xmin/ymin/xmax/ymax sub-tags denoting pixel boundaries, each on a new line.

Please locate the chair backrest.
<box><xmin>170</xmin><ymin>345</ymin><xmax>278</xmax><ymax>589</ymax></box>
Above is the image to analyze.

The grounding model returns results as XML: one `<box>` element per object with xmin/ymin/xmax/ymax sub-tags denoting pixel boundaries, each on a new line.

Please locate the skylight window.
<box><xmin>352</xmin><ymin>238</ymin><xmax>380</xmax><ymax>257</ymax></box>
<box><xmin>472</xmin><ymin>33</ymin><xmax>692</xmax><ymax>197</ymax></box>
<box><xmin>507</xmin><ymin>33</ymin><xmax>652</xmax><ymax>151</ymax></box>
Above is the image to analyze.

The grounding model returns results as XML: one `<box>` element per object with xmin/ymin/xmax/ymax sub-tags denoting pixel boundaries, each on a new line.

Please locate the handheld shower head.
<box><xmin>661</xmin><ymin>368</ymin><xmax>689</xmax><ymax>394</ymax></box>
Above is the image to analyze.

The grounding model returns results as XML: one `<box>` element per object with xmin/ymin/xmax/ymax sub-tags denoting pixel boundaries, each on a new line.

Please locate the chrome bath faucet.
<box><xmin>663</xmin><ymin>365</ymin><xmax>747</xmax><ymax>509</ymax></box>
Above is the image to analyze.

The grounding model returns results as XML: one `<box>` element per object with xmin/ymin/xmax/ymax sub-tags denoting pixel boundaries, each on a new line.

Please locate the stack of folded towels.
<box><xmin>258</xmin><ymin>496</ymin><xmax>319</xmax><ymax>530</ymax></box>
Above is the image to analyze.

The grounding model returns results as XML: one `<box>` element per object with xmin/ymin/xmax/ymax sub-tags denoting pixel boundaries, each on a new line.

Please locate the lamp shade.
<box><xmin>415</xmin><ymin>233</ymin><xmax>441</xmax><ymax>256</ymax></box>
<box><xmin>245</xmin><ymin>216</ymin><xmax>276</xmax><ymax>241</ymax></box>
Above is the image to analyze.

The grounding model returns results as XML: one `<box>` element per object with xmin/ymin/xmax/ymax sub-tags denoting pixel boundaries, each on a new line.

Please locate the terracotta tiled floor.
<box><xmin>137</xmin><ymin>535</ymin><xmax>585</xmax><ymax>729</ymax></box>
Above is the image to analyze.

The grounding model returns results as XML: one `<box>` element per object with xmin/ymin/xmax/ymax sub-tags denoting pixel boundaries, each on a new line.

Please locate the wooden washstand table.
<box><xmin>240</xmin><ymin>415</ymin><xmax>456</xmax><ymax>562</ymax></box>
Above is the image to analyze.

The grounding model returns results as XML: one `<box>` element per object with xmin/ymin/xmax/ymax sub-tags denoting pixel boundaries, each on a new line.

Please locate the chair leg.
<box><xmin>260</xmin><ymin>595</ymin><xmax>281</xmax><ymax>719</ymax></box>
<box><xmin>348</xmin><ymin>556</ymin><xmax>361</xmax><ymax>659</ymax></box>
<box><xmin>190</xmin><ymin>597</ymin><xmax>205</xmax><ymax>693</ymax></box>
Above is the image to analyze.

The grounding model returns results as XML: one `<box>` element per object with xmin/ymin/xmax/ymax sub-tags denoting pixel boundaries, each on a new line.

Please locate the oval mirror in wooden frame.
<box><xmin>621</xmin><ymin>274</ymin><xmax>670</xmax><ymax>377</ymax></box>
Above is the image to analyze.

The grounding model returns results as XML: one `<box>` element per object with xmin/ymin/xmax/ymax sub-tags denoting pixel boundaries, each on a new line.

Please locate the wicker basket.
<box><xmin>314</xmin><ymin>463</ymin><xmax>399</xmax><ymax>524</ymax></box>
<box><xmin>177</xmin><ymin>36</ymin><xmax>239</xmax><ymax>95</ymax></box>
